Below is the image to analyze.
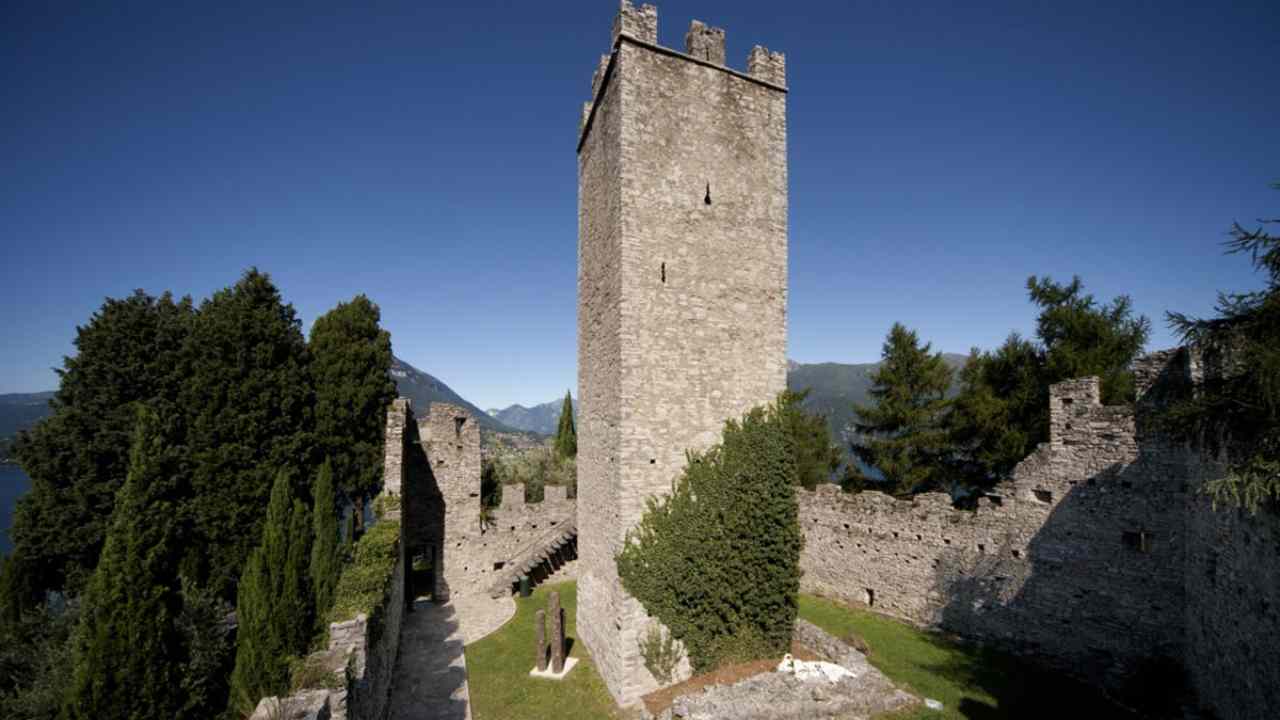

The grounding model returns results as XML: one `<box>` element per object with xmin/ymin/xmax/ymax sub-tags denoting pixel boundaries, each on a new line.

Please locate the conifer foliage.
<box><xmin>182</xmin><ymin>269</ymin><xmax>315</xmax><ymax>599</ymax></box>
<box><xmin>850</xmin><ymin>323</ymin><xmax>953</xmax><ymax>495</ymax></box>
<box><xmin>310</xmin><ymin>460</ymin><xmax>342</xmax><ymax>626</ymax></box>
<box><xmin>1165</xmin><ymin>185</ymin><xmax>1280</xmax><ymax>514</ymax></box>
<box><xmin>553</xmin><ymin>391</ymin><xmax>577</xmax><ymax>460</ymax></box>
<box><xmin>63</xmin><ymin>405</ymin><xmax>187</xmax><ymax>719</ymax></box>
<box><xmin>11</xmin><ymin>291</ymin><xmax>193</xmax><ymax>599</ymax></box>
<box><xmin>617</xmin><ymin>398</ymin><xmax>802</xmax><ymax>673</ymax></box>
<box><xmin>229</xmin><ymin>470</ymin><xmax>314</xmax><ymax>711</ymax></box>
<box><xmin>777</xmin><ymin>389</ymin><xmax>842</xmax><ymax>490</ymax></box>
<box><xmin>310</xmin><ymin>295</ymin><xmax>396</xmax><ymax>520</ymax></box>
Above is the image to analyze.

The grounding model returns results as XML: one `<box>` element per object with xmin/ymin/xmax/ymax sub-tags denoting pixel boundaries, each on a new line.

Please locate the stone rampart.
<box><xmin>799</xmin><ymin>349</ymin><xmax>1280</xmax><ymax>718</ymax></box>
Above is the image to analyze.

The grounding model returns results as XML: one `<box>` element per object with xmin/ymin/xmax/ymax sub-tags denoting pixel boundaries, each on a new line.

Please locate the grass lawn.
<box><xmin>465</xmin><ymin>584</ymin><xmax>1133</xmax><ymax>720</ymax></box>
<box><xmin>798</xmin><ymin>594</ymin><xmax>1133</xmax><ymax>719</ymax></box>
<box><xmin>465</xmin><ymin>581</ymin><xmax>623</xmax><ymax>720</ymax></box>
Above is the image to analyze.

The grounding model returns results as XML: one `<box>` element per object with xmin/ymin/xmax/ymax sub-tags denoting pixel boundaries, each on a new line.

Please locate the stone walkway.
<box><xmin>387</xmin><ymin>592</ymin><xmax>516</xmax><ymax>720</ymax></box>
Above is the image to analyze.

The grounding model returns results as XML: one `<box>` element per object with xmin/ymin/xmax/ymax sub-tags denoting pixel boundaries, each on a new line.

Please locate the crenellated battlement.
<box><xmin>612</xmin><ymin>0</ymin><xmax>657</xmax><ymax>45</ymax></box>
<box><xmin>581</xmin><ymin>3</ymin><xmax>787</xmax><ymax>149</ymax></box>
<box><xmin>748</xmin><ymin>45</ymin><xmax>786</xmax><ymax>86</ymax></box>
<box><xmin>684</xmin><ymin>20</ymin><xmax>725</xmax><ymax>65</ymax></box>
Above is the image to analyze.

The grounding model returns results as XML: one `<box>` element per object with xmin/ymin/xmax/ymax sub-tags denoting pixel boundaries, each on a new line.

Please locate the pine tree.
<box><xmin>182</xmin><ymin>269</ymin><xmax>314</xmax><ymax>599</ymax></box>
<box><xmin>11</xmin><ymin>291</ymin><xmax>193</xmax><ymax>598</ymax></box>
<box><xmin>63</xmin><ymin>405</ymin><xmax>187</xmax><ymax>719</ymax></box>
<box><xmin>851</xmin><ymin>323</ymin><xmax>953</xmax><ymax>495</ymax></box>
<box><xmin>1165</xmin><ymin>185</ymin><xmax>1280</xmax><ymax>514</ymax></box>
<box><xmin>309</xmin><ymin>295</ymin><xmax>396</xmax><ymax>528</ymax></box>
<box><xmin>553</xmin><ymin>391</ymin><xmax>577</xmax><ymax>460</ymax></box>
<box><xmin>229</xmin><ymin>469</ymin><xmax>314</xmax><ymax>711</ymax></box>
<box><xmin>946</xmin><ymin>333</ymin><xmax>1046</xmax><ymax>489</ymax></box>
<box><xmin>310</xmin><ymin>460</ymin><xmax>341</xmax><ymax>624</ymax></box>
<box><xmin>1028</xmin><ymin>275</ymin><xmax>1150</xmax><ymax>405</ymax></box>
<box><xmin>777</xmin><ymin>389</ymin><xmax>842</xmax><ymax>490</ymax></box>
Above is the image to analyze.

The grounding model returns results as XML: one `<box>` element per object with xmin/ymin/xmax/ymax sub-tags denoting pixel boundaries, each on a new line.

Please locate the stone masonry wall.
<box><xmin>577</xmin><ymin>1</ymin><xmax>788</xmax><ymax>705</ymax></box>
<box><xmin>800</xmin><ymin>350</ymin><xmax>1280</xmax><ymax>717</ymax></box>
<box><xmin>1184</xmin><ymin>483</ymin><xmax>1280</xmax><ymax>719</ymax></box>
<box><xmin>801</xmin><ymin>372</ymin><xmax>1192</xmax><ymax>689</ymax></box>
<box><xmin>421</xmin><ymin>402</ymin><xmax>482</xmax><ymax>599</ymax></box>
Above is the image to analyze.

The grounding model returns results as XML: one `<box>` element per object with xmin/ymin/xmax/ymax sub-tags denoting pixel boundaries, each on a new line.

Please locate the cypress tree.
<box><xmin>11</xmin><ymin>291</ymin><xmax>193</xmax><ymax>598</ymax></box>
<box><xmin>229</xmin><ymin>469</ymin><xmax>314</xmax><ymax>711</ymax></box>
<box><xmin>309</xmin><ymin>295</ymin><xmax>396</xmax><ymax>530</ymax></box>
<box><xmin>310</xmin><ymin>460</ymin><xmax>341</xmax><ymax>624</ymax></box>
<box><xmin>851</xmin><ymin>323</ymin><xmax>953</xmax><ymax>495</ymax></box>
<box><xmin>553</xmin><ymin>391</ymin><xmax>577</xmax><ymax>460</ymax></box>
<box><xmin>63</xmin><ymin>405</ymin><xmax>186</xmax><ymax>719</ymax></box>
<box><xmin>182</xmin><ymin>269</ymin><xmax>314</xmax><ymax>599</ymax></box>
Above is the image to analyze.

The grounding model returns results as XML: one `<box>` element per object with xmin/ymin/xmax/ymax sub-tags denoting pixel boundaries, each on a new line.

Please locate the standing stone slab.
<box><xmin>534</xmin><ymin>609</ymin><xmax>548</xmax><ymax>672</ymax></box>
<box><xmin>549</xmin><ymin>591</ymin><xmax>566</xmax><ymax>674</ymax></box>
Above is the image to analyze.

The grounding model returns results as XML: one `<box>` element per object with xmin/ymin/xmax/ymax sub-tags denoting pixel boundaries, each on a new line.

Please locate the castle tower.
<box><xmin>420</xmin><ymin>402</ymin><xmax>481</xmax><ymax>599</ymax></box>
<box><xmin>576</xmin><ymin>1</ymin><xmax>788</xmax><ymax>705</ymax></box>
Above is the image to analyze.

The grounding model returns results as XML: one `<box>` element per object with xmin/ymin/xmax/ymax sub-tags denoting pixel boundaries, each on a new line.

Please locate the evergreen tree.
<box><xmin>942</xmin><ymin>277</ymin><xmax>1148</xmax><ymax>492</ymax></box>
<box><xmin>182</xmin><ymin>269</ymin><xmax>314</xmax><ymax>598</ymax></box>
<box><xmin>309</xmin><ymin>295</ymin><xmax>395</xmax><ymax>527</ymax></box>
<box><xmin>617</xmin><ymin>399</ymin><xmax>801</xmax><ymax>672</ymax></box>
<box><xmin>553</xmin><ymin>391</ymin><xmax>577</xmax><ymax>460</ymax></box>
<box><xmin>11</xmin><ymin>291</ymin><xmax>193</xmax><ymax>598</ymax></box>
<box><xmin>63</xmin><ymin>405</ymin><xmax>187</xmax><ymax>720</ymax></box>
<box><xmin>1165</xmin><ymin>185</ymin><xmax>1280</xmax><ymax>514</ymax></box>
<box><xmin>851</xmin><ymin>324</ymin><xmax>953</xmax><ymax>495</ymax></box>
<box><xmin>310</xmin><ymin>460</ymin><xmax>341</xmax><ymax>624</ymax></box>
<box><xmin>229</xmin><ymin>469</ymin><xmax>313</xmax><ymax>711</ymax></box>
<box><xmin>777</xmin><ymin>389</ymin><xmax>842</xmax><ymax>490</ymax></box>
<box><xmin>1028</xmin><ymin>275</ymin><xmax>1150</xmax><ymax>404</ymax></box>
<box><xmin>946</xmin><ymin>333</ymin><xmax>1046</xmax><ymax>489</ymax></box>
<box><xmin>227</xmin><ymin>550</ymin><xmax>275</xmax><ymax>714</ymax></box>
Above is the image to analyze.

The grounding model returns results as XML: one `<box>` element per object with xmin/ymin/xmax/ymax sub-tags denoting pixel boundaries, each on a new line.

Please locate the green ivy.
<box><xmin>617</xmin><ymin>398</ymin><xmax>802</xmax><ymax>673</ymax></box>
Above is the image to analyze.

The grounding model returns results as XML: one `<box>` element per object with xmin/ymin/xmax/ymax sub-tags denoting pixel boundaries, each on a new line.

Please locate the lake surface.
<box><xmin>1</xmin><ymin>464</ymin><xmax>30</xmax><ymax>557</ymax></box>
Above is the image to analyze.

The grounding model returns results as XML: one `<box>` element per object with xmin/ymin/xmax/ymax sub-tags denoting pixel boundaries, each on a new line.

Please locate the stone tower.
<box><xmin>576</xmin><ymin>1</ymin><xmax>788</xmax><ymax>705</ymax></box>
<box><xmin>420</xmin><ymin>402</ymin><xmax>482</xmax><ymax>599</ymax></box>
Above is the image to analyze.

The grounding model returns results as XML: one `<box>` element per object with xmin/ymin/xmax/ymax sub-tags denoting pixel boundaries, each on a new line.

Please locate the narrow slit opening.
<box><xmin>704</xmin><ymin>182</ymin><xmax>712</xmax><ymax>205</ymax></box>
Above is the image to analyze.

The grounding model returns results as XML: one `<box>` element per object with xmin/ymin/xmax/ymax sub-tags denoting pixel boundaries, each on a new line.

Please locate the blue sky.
<box><xmin>2</xmin><ymin>1</ymin><xmax>1276</xmax><ymax>409</ymax></box>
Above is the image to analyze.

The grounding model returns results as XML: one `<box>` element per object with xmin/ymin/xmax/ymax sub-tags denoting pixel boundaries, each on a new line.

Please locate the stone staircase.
<box><xmin>486</xmin><ymin>519</ymin><xmax>578</xmax><ymax>599</ymax></box>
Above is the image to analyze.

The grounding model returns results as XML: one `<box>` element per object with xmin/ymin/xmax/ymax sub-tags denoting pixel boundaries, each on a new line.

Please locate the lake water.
<box><xmin>1</xmin><ymin>464</ymin><xmax>30</xmax><ymax>557</ymax></box>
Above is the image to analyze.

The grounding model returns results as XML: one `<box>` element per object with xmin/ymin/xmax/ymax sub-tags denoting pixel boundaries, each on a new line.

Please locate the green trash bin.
<box><xmin>519</xmin><ymin>575</ymin><xmax>531</xmax><ymax>597</ymax></box>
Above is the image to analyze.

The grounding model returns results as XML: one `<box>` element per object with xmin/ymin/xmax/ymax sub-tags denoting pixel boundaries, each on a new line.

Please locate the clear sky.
<box><xmin>2</xmin><ymin>1</ymin><xmax>1276</xmax><ymax>409</ymax></box>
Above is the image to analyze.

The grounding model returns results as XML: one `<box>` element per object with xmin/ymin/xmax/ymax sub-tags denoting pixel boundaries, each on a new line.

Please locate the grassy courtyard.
<box><xmin>465</xmin><ymin>581</ymin><xmax>623</xmax><ymax>720</ymax></box>
<box><xmin>465</xmin><ymin>582</ymin><xmax>1129</xmax><ymax>720</ymax></box>
<box><xmin>798</xmin><ymin>594</ymin><xmax>1130</xmax><ymax>719</ymax></box>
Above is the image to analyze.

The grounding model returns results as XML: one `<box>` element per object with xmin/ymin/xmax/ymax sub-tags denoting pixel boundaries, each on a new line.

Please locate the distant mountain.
<box><xmin>390</xmin><ymin>356</ymin><xmax>521</xmax><ymax>433</ymax></box>
<box><xmin>487</xmin><ymin>397</ymin><xmax>574</xmax><ymax>436</ymax></box>
<box><xmin>787</xmin><ymin>354</ymin><xmax>968</xmax><ymax>446</ymax></box>
<box><xmin>0</xmin><ymin>392</ymin><xmax>55</xmax><ymax>455</ymax></box>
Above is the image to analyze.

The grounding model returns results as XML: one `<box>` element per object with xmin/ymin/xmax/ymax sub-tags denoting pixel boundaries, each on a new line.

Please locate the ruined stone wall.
<box><xmin>801</xmin><ymin>371</ymin><xmax>1195</xmax><ymax>690</ymax></box>
<box><xmin>421</xmin><ymin>402</ymin><xmax>482</xmax><ymax>599</ymax></box>
<box><xmin>577</xmin><ymin>2</ymin><xmax>788</xmax><ymax>705</ymax></box>
<box><xmin>1184</xmin><ymin>486</ymin><xmax>1280</xmax><ymax>719</ymax></box>
<box><xmin>484</xmin><ymin>485</ymin><xmax>575</xmax><ymax>571</ymax></box>
<box><xmin>800</xmin><ymin>350</ymin><xmax>1280</xmax><ymax>717</ymax></box>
